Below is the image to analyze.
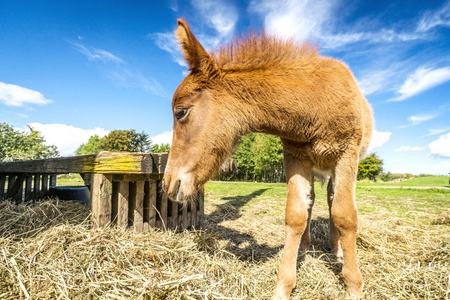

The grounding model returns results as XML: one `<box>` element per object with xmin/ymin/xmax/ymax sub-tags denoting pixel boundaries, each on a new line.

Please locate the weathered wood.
<box><xmin>182</xmin><ymin>202</ymin><xmax>189</xmax><ymax>229</ymax></box>
<box><xmin>0</xmin><ymin>176</ymin><xmax>5</xmax><ymax>199</ymax></box>
<box><xmin>148</xmin><ymin>180</ymin><xmax>157</xmax><ymax>228</ymax></box>
<box><xmin>198</xmin><ymin>190</ymin><xmax>204</xmax><ymax>228</ymax></box>
<box><xmin>14</xmin><ymin>177</ymin><xmax>24</xmax><ymax>204</ymax></box>
<box><xmin>192</xmin><ymin>198</ymin><xmax>198</xmax><ymax>228</ymax></box>
<box><xmin>25</xmin><ymin>176</ymin><xmax>33</xmax><ymax>201</ymax></box>
<box><xmin>0</xmin><ymin>152</ymin><xmax>167</xmax><ymax>174</ymax></box>
<box><xmin>134</xmin><ymin>181</ymin><xmax>145</xmax><ymax>233</ymax></box>
<box><xmin>33</xmin><ymin>175</ymin><xmax>41</xmax><ymax>200</ymax></box>
<box><xmin>112</xmin><ymin>173</ymin><xmax>163</xmax><ymax>182</ymax></box>
<box><xmin>41</xmin><ymin>174</ymin><xmax>49</xmax><ymax>197</ymax></box>
<box><xmin>6</xmin><ymin>175</ymin><xmax>25</xmax><ymax>201</ymax></box>
<box><xmin>117</xmin><ymin>181</ymin><xmax>129</xmax><ymax>228</ymax></box>
<box><xmin>50</xmin><ymin>175</ymin><xmax>57</xmax><ymax>187</ymax></box>
<box><xmin>90</xmin><ymin>174</ymin><xmax>113</xmax><ymax>227</ymax></box>
<box><xmin>159</xmin><ymin>182</ymin><xmax>168</xmax><ymax>229</ymax></box>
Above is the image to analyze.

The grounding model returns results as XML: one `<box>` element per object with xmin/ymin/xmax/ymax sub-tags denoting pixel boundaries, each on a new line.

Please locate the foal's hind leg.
<box><xmin>327</xmin><ymin>178</ymin><xmax>343</xmax><ymax>259</ymax></box>
<box><xmin>274</xmin><ymin>153</ymin><xmax>314</xmax><ymax>300</ymax></box>
<box><xmin>300</xmin><ymin>174</ymin><xmax>315</xmax><ymax>252</ymax></box>
<box><xmin>331</xmin><ymin>151</ymin><xmax>363</xmax><ymax>298</ymax></box>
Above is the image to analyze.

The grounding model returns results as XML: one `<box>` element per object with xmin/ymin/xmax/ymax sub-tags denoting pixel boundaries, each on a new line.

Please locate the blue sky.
<box><xmin>1</xmin><ymin>0</ymin><xmax>450</xmax><ymax>175</ymax></box>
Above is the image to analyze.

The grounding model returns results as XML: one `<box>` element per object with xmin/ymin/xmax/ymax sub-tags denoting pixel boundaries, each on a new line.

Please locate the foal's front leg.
<box><xmin>274</xmin><ymin>155</ymin><xmax>314</xmax><ymax>300</ymax></box>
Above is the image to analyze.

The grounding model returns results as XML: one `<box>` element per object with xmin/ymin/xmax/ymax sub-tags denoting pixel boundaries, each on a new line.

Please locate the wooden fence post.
<box><xmin>90</xmin><ymin>174</ymin><xmax>113</xmax><ymax>227</ymax></box>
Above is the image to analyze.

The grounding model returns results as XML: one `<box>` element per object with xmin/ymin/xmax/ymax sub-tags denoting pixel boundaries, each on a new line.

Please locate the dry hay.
<box><xmin>0</xmin><ymin>197</ymin><xmax>449</xmax><ymax>299</ymax></box>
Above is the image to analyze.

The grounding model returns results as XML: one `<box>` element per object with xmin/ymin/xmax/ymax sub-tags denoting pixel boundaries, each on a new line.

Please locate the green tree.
<box><xmin>151</xmin><ymin>143</ymin><xmax>171</xmax><ymax>153</ymax></box>
<box><xmin>0</xmin><ymin>123</ymin><xmax>59</xmax><ymax>161</ymax></box>
<box><xmin>76</xmin><ymin>135</ymin><xmax>105</xmax><ymax>155</ymax></box>
<box><xmin>99</xmin><ymin>130</ymin><xmax>151</xmax><ymax>152</ymax></box>
<box><xmin>358</xmin><ymin>153</ymin><xmax>383</xmax><ymax>181</ymax></box>
<box><xmin>232</xmin><ymin>133</ymin><xmax>285</xmax><ymax>182</ymax></box>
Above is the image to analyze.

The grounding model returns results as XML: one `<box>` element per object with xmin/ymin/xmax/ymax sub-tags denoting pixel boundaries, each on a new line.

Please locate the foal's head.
<box><xmin>163</xmin><ymin>19</ymin><xmax>243</xmax><ymax>202</ymax></box>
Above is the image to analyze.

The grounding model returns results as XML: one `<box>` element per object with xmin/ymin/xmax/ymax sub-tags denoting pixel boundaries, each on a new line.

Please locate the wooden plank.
<box><xmin>0</xmin><ymin>176</ymin><xmax>5</xmax><ymax>200</ymax></box>
<box><xmin>33</xmin><ymin>175</ymin><xmax>41</xmax><ymax>200</ymax></box>
<box><xmin>182</xmin><ymin>202</ymin><xmax>189</xmax><ymax>229</ymax></box>
<box><xmin>41</xmin><ymin>174</ymin><xmax>49</xmax><ymax>197</ymax></box>
<box><xmin>168</xmin><ymin>199</ymin><xmax>178</xmax><ymax>230</ymax></box>
<box><xmin>90</xmin><ymin>174</ymin><xmax>113</xmax><ymax>228</ymax></box>
<box><xmin>117</xmin><ymin>181</ymin><xmax>129</xmax><ymax>228</ymax></box>
<box><xmin>148</xmin><ymin>181</ymin><xmax>157</xmax><ymax>227</ymax></box>
<box><xmin>112</xmin><ymin>173</ymin><xmax>163</xmax><ymax>182</ymax></box>
<box><xmin>14</xmin><ymin>177</ymin><xmax>24</xmax><ymax>204</ymax></box>
<box><xmin>6</xmin><ymin>175</ymin><xmax>25</xmax><ymax>201</ymax></box>
<box><xmin>49</xmin><ymin>175</ymin><xmax>57</xmax><ymax>187</ymax></box>
<box><xmin>25</xmin><ymin>176</ymin><xmax>33</xmax><ymax>201</ymax></box>
<box><xmin>192</xmin><ymin>198</ymin><xmax>198</xmax><ymax>228</ymax></box>
<box><xmin>151</xmin><ymin>153</ymin><xmax>169</xmax><ymax>174</ymax></box>
<box><xmin>134</xmin><ymin>181</ymin><xmax>145</xmax><ymax>233</ymax></box>
<box><xmin>159</xmin><ymin>182</ymin><xmax>168</xmax><ymax>229</ymax></box>
<box><xmin>0</xmin><ymin>152</ymin><xmax>166</xmax><ymax>174</ymax></box>
<box><xmin>111</xmin><ymin>181</ymin><xmax>119</xmax><ymax>224</ymax></box>
<box><xmin>198</xmin><ymin>189</ymin><xmax>204</xmax><ymax>228</ymax></box>
<box><xmin>128</xmin><ymin>182</ymin><xmax>136</xmax><ymax>228</ymax></box>
<box><xmin>7</xmin><ymin>175</ymin><xmax>16</xmax><ymax>194</ymax></box>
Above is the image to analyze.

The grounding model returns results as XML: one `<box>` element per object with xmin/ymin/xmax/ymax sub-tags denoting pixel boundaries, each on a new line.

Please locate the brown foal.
<box><xmin>163</xmin><ymin>19</ymin><xmax>373</xmax><ymax>299</ymax></box>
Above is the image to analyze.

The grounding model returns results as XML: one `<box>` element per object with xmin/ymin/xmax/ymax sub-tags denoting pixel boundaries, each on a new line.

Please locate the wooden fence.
<box><xmin>0</xmin><ymin>152</ymin><xmax>204</xmax><ymax>232</ymax></box>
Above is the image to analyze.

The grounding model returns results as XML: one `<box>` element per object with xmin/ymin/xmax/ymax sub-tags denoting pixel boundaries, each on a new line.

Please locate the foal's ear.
<box><xmin>175</xmin><ymin>19</ymin><xmax>215</xmax><ymax>74</ymax></box>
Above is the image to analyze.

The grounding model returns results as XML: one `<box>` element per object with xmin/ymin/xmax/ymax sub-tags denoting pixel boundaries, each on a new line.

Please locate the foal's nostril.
<box><xmin>174</xmin><ymin>179</ymin><xmax>181</xmax><ymax>195</ymax></box>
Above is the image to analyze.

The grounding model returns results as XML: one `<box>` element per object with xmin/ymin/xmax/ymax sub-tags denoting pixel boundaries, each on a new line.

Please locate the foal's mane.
<box><xmin>210</xmin><ymin>32</ymin><xmax>319</xmax><ymax>72</ymax></box>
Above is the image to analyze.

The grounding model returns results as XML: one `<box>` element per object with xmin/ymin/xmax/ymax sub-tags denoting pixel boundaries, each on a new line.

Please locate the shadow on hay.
<box><xmin>204</xmin><ymin>189</ymin><xmax>342</xmax><ymax>273</ymax></box>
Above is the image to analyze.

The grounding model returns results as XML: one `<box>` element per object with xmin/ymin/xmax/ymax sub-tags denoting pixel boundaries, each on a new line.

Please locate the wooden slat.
<box><xmin>159</xmin><ymin>183</ymin><xmax>168</xmax><ymax>229</ymax></box>
<box><xmin>134</xmin><ymin>181</ymin><xmax>145</xmax><ymax>233</ymax></box>
<box><xmin>90</xmin><ymin>174</ymin><xmax>113</xmax><ymax>227</ymax></box>
<box><xmin>49</xmin><ymin>175</ymin><xmax>57</xmax><ymax>187</ymax></box>
<box><xmin>198</xmin><ymin>190</ymin><xmax>204</xmax><ymax>228</ymax></box>
<box><xmin>192</xmin><ymin>198</ymin><xmax>198</xmax><ymax>228</ymax></box>
<box><xmin>7</xmin><ymin>175</ymin><xmax>16</xmax><ymax>194</ymax></box>
<box><xmin>182</xmin><ymin>202</ymin><xmax>189</xmax><ymax>229</ymax></box>
<box><xmin>33</xmin><ymin>175</ymin><xmax>41</xmax><ymax>200</ymax></box>
<box><xmin>117</xmin><ymin>181</ymin><xmax>129</xmax><ymax>228</ymax></box>
<box><xmin>0</xmin><ymin>176</ymin><xmax>5</xmax><ymax>200</ymax></box>
<box><xmin>41</xmin><ymin>174</ymin><xmax>49</xmax><ymax>197</ymax></box>
<box><xmin>149</xmin><ymin>181</ymin><xmax>157</xmax><ymax>227</ymax></box>
<box><xmin>0</xmin><ymin>152</ymin><xmax>168</xmax><ymax>174</ymax></box>
<box><xmin>25</xmin><ymin>176</ymin><xmax>33</xmax><ymax>201</ymax></box>
<box><xmin>128</xmin><ymin>182</ymin><xmax>136</xmax><ymax>228</ymax></box>
<box><xmin>168</xmin><ymin>199</ymin><xmax>178</xmax><ymax>229</ymax></box>
<box><xmin>6</xmin><ymin>175</ymin><xmax>25</xmax><ymax>201</ymax></box>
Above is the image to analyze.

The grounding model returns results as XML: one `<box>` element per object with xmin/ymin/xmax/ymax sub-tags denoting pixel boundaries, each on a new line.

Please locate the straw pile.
<box><xmin>0</xmin><ymin>195</ymin><xmax>448</xmax><ymax>299</ymax></box>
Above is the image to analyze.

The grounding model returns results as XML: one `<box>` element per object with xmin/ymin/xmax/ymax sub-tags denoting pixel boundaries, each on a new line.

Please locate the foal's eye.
<box><xmin>175</xmin><ymin>107</ymin><xmax>189</xmax><ymax>120</ymax></box>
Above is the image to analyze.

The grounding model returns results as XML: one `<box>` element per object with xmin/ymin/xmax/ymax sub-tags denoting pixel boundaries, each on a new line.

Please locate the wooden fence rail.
<box><xmin>0</xmin><ymin>152</ymin><xmax>204</xmax><ymax>232</ymax></box>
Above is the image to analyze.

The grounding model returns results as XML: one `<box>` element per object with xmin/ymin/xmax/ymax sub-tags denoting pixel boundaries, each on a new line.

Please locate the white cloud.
<box><xmin>422</xmin><ymin>127</ymin><xmax>450</xmax><ymax>137</ymax></box>
<box><xmin>151</xmin><ymin>32</ymin><xmax>188</xmax><ymax>68</ymax></box>
<box><xmin>249</xmin><ymin>0</ymin><xmax>447</xmax><ymax>49</ymax></box>
<box><xmin>24</xmin><ymin>123</ymin><xmax>110</xmax><ymax>157</ymax></box>
<box><xmin>416</xmin><ymin>1</ymin><xmax>450</xmax><ymax>32</ymax></box>
<box><xmin>0</xmin><ymin>82</ymin><xmax>52</xmax><ymax>107</ymax></box>
<box><xmin>368</xmin><ymin>129</ymin><xmax>392</xmax><ymax>152</ymax></box>
<box><xmin>390</xmin><ymin>67</ymin><xmax>450</xmax><ymax>101</ymax></box>
<box><xmin>169</xmin><ymin>0</ymin><xmax>178</xmax><ymax>12</ymax></box>
<box><xmin>70</xmin><ymin>42</ymin><xmax>124</xmax><ymax>63</ymax></box>
<box><xmin>429</xmin><ymin>132</ymin><xmax>450</xmax><ymax>158</ymax></box>
<box><xmin>400</xmin><ymin>113</ymin><xmax>438</xmax><ymax>128</ymax></box>
<box><xmin>190</xmin><ymin>0</ymin><xmax>238</xmax><ymax>38</ymax></box>
<box><xmin>151</xmin><ymin>131</ymin><xmax>173</xmax><ymax>145</ymax></box>
<box><xmin>395</xmin><ymin>146</ymin><xmax>424</xmax><ymax>152</ymax></box>
<box><xmin>250</xmin><ymin>0</ymin><xmax>335</xmax><ymax>43</ymax></box>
